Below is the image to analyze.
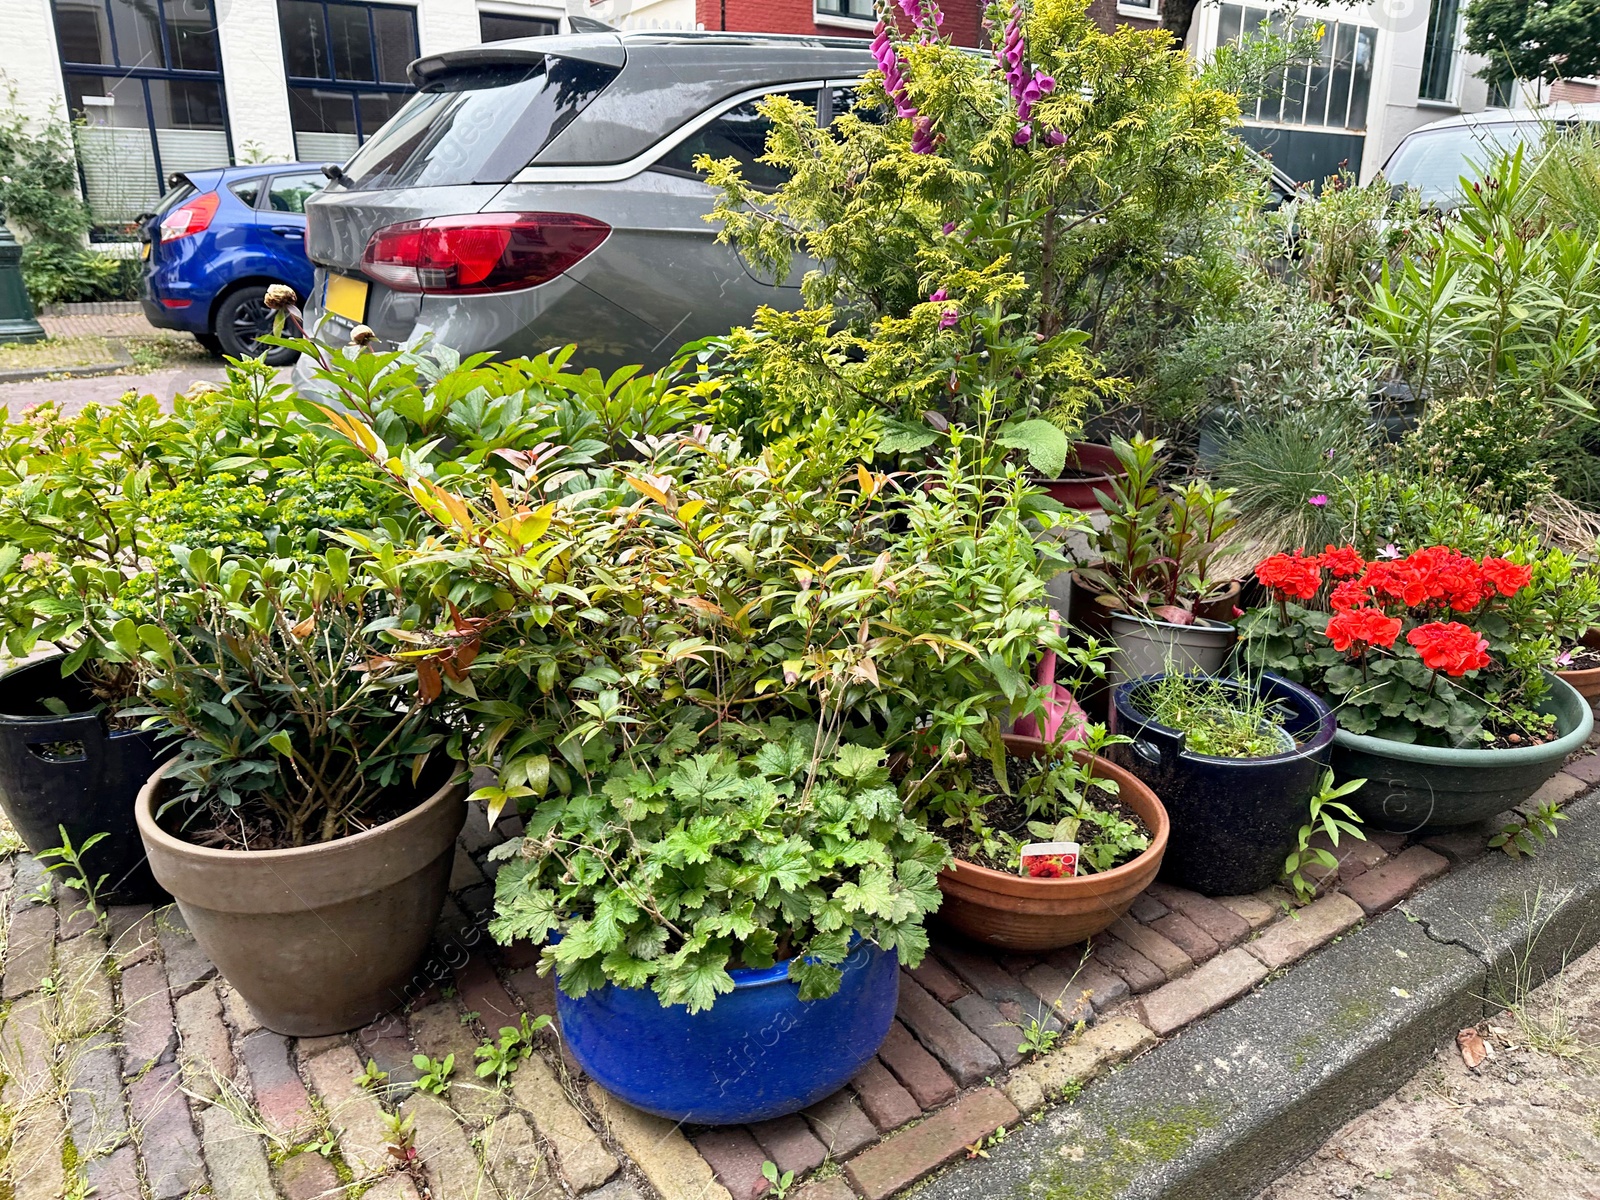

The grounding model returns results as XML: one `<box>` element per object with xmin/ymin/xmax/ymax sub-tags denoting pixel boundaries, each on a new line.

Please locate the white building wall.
<box><xmin>215</xmin><ymin>0</ymin><xmax>296</xmax><ymax>163</ymax></box>
<box><xmin>6</xmin><ymin>0</ymin><xmax>68</xmax><ymax>127</ymax></box>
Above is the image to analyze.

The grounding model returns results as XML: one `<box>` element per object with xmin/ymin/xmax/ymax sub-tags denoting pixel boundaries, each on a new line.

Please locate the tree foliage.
<box><xmin>1466</xmin><ymin>0</ymin><xmax>1600</xmax><ymax>87</ymax></box>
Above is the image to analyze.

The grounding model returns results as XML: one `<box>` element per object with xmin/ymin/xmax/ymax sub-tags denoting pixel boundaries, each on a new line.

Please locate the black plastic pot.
<box><xmin>1109</xmin><ymin>672</ymin><xmax>1336</xmax><ymax>897</ymax></box>
<box><xmin>0</xmin><ymin>656</ymin><xmax>170</xmax><ymax>904</ymax></box>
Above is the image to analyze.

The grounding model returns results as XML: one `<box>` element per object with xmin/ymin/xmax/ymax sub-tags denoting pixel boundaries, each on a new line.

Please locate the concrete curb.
<box><xmin>913</xmin><ymin>787</ymin><xmax>1600</xmax><ymax>1200</ymax></box>
<box><xmin>0</xmin><ymin>340</ymin><xmax>134</xmax><ymax>385</ymax></box>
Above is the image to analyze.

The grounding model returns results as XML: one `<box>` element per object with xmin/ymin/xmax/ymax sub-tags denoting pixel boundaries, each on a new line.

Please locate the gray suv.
<box><xmin>294</xmin><ymin>31</ymin><xmax>876</xmax><ymax>383</ymax></box>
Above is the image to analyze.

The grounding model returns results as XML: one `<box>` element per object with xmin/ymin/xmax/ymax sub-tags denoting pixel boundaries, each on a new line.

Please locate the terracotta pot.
<box><xmin>1192</xmin><ymin>581</ymin><xmax>1243</xmax><ymax>624</ymax></box>
<box><xmin>136</xmin><ymin>763</ymin><xmax>467</xmax><ymax>1036</ymax></box>
<box><xmin>934</xmin><ymin>736</ymin><xmax>1170</xmax><ymax>951</ymax></box>
<box><xmin>1039</xmin><ymin>443</ymin><xmax>1125</xmax><ymax>513</ymax></box>
<box><xmin>1557</xmin><ymin>629</ymin><xmax>1600</xmax><ymax>699</ymax></box>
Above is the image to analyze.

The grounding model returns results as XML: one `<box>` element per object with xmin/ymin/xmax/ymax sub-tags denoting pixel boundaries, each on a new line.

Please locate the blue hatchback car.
<box><xmin>140</xmin><ymin>164</ymin><xmax>325</xmax><ymax>366</ymax></box>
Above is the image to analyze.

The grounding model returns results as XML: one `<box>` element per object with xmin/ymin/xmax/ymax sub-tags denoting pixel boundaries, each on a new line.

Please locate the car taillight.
<box><xmin>159</xmin><ymin>192</ymin><xmax>219</xmax><ymax>242</ymax></box>
<box><xmin>361</xmin><ymin>213</ymin><xmax>611</xmax><ymax>294</ymax></box>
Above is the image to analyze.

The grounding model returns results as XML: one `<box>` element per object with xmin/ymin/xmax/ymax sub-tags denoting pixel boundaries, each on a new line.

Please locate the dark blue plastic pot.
<box><xmin>1110</xmin><ymin>672</ymin><xmax>1336</xmax><ymax>897</ymax></box>
<box><xmin>558</xmin><ymin>940</ymin><xmax>900</xmax><ymax>1125</ymax></box>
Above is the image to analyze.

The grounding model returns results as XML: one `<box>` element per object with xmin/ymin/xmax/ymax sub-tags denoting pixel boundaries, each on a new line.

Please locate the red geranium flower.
<box><xmin>1318</xmin><ymin>545</ymin><xmax>1366</xmax><ymax>578</ymax></box>
<box><xmin>1406</xmin><ymin>621</ymin><xmax>1491</xmax><ymax>676</ymax></box>
<box><xmin>1325</xmin><ymin>607</ymin><xmax>1403</xmax><ymax>652</ymax></box>
<box><xmin>1256</xmin><ymin>551</ymin><xmax>1322</xmax><ymax>601</ymax></box>
<box><xmin>1479</xmin><ymin>557</ymin><xmax>1532</xmax><ymax>598</ymax></box>
<box><xmin>1330</xmin><ymin>578</ymin><xmax>1373</xmax><ymax>614</ymax></box>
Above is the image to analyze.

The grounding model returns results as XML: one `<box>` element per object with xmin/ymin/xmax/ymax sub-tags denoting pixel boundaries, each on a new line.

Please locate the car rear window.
<box><xmin>338</xmin><ymin>57</ymin><xmax>620</xmax><ymax>190</ymax></box>
<box><xmin>1382</xmin><ymin>122</ymin><xmax>1553</xmax><ymax>205</ymax></box>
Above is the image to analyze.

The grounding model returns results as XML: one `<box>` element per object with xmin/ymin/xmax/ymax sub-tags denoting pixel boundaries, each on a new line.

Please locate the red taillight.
<box><xmin>159</xmin><ymin>192</ymin><xmax>219</xmax><ymax>242</ymax></box>
<box><xmin>159</xmin><ymin>298</ymin><xmax>192</xmax><ymax>308</ymax></box>
<box><xmin>361</xmin><ymin>212</ymin><xmax>611</xmax><ymax>294</ymax></box>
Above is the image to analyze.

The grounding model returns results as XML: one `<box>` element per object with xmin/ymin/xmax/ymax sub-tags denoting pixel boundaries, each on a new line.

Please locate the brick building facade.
<box><xmin>691</xmin><ymin>0</ymin><xmax>1159</xmax><ymax>46</ymax></box>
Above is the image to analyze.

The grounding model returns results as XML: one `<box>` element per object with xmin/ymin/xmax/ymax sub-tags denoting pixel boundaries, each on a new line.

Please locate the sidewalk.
<box><xmin>6</xmin><ymin>738</ymin><xmax>1594</xmax><ymax>1200</ymax></box>
<box><xmin>1258</xmin><ymin>940</ymin><xmax>1600</xmax><ymax>1199</ymax></box>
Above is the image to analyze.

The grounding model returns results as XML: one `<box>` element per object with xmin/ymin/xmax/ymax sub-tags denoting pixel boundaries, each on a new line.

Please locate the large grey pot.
<box><xmin>1107</xmin><ymin>613</ymin><xmax>1237</xmax><ymax>687</ymax></box>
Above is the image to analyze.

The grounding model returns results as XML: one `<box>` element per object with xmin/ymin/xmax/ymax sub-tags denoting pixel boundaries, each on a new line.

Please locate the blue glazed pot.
<box><xmin>1111</xmin><ymin>672</ymin><xmax>1336</xmax><ymax>896</ymax></box>
<box><xmin>558</xmin><ymin>940</ymin><xmax>900</xmax><ymax>1125</ymax></box>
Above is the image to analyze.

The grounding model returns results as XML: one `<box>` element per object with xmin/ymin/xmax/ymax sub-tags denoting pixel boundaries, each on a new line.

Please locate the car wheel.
<box><xmin>194</xmin><ymin>332</ymin><xmax>223</xmax><ymax>356</ymax></box>
<box><xmin>214</xmin><ymin>285</ymin><xmax>299</xmax><ymax>367</ymax></box>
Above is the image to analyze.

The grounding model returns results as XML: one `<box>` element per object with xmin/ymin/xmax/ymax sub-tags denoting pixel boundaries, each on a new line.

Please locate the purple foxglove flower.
<box><xmin>1047</xmin><ymin>129</ymin><xmax>1066</xmax><ymax>145</ymax></box>
<box><xmin>929</xmin><ymin>288</ymin><xmax>949</xmax><ymax>303</ymax></box>
<box><xmin>1014</xmin><ymin>125</ymin><xmax>1033</xmax><ymax>145</ymax></box>
<box><xmin>1037</xmin><ymin>74</ymin><xmax>1055</xmax><ymax>93</ymax></box>
<box><xmin>940</xmin><ymin>309</ymin><xmax>961</xmax><ymax>329</ymax></box>
<box><xmin>943</xmin><ymin>221</ymin><xmax>957</xmax><ymax>234</ymax></box>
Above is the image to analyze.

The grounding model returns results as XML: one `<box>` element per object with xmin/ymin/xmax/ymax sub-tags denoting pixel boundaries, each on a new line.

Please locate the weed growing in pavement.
<box><xmin>1284</xmin><ymin>770</ymin><xmax>1367</xmax><ymax>903</ymax></box>
<box><xmin>353</xmin><ymin>1059</ymin><xmax>389</xmax><ymax>1093</ymax></box>
<box><xmin>1487</xmin><ymin>888</ymin><xmax>1598</xmax><ymax>1063</ymax></box>
<box><xmin>1491</xmin><ymin>801</ymin><xmax>1567</xmax><ymax>859</ymax></box>
<box><xmin>473</xmin><ymin>1013</ymin><xmax>552</xmax><ymax>1088</ymax></box>
<box><xmin>762</xmin><ymin>1161</ymin><xmax>795</xmax><ymax>1198</ymax></box>
<box><xmin>1017</xmin><ymin>1015</ymin><xmax>1061</xmax><ymax>1059</ymax></box>
<box><xmin>412</xmin><ymin>1053</ymin><xmax>454</xmax><ymax>1095</ymax></box>
<box><xmin>382</xmin><ymin>1110</ymin><xmax>418</xmax><ymax>1166</ymax></box>
<box><xmin>37</xmin><ymin>826</ymin><xmax>110</xmax><ymax>918</ymax></box>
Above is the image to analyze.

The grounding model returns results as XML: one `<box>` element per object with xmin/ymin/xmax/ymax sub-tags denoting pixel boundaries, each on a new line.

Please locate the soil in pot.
<box><xmin>136</xmin><ymin>762</ymin><xmax>466</xmax><ymax>1035</ymax></box>
<box><xmin>942</xmin><ymin>754</ymin><xmax>1153</xmax><ymax>875</ymax></box>
<box><xmin>1334</xmin><ymin>671</ymin><xmax>1593</xmax><ymax>831</ymax></box>
<box><xmin>1110</xmin><ymin>673</ymin><xmax>1336</xmax><ymax>896</ymax></box>
<box><xmin>934</xmin><ymin>737</ymin><xmax>1169</xmax><ymax>951</ymax></box>
<box><xmin>0</xmin><ymin>656</ymin><xmax>170</xmax><ymax>904</ymax></box>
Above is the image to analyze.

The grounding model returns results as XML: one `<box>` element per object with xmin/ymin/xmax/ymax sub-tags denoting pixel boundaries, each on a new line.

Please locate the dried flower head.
<box><xmin>263</xmin><ymin>284</ymin><xmax>298</xmax><ymax>310</ymax></box>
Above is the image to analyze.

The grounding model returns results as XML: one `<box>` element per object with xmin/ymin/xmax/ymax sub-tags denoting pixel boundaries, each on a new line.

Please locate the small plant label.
<box><xmin>1020</xmin><ymin>841</ymin><xmax>1079</xmax><ymax>878</ymax></box>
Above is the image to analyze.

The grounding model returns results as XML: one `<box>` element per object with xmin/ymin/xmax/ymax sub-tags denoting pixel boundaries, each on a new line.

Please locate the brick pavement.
<box><xmin>1</xmin><ymin>744</ymin><xmax>1593</xmax><ymax>1199</ymax></box>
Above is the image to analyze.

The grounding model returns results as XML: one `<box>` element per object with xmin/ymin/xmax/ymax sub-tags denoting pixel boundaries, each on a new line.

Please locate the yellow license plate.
<box><xmin>325</xmin><ymin>273</ymin><xmax>368</xmax><ymax>322</ymax></box>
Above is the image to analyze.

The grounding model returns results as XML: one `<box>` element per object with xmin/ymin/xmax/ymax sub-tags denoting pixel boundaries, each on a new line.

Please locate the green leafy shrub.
<box><xmin>489</xmin><ymin>730</ymin><xmax>949</xmax><ymax>1011</ymax></box>
<box><xmin>699</xmin><ymin>0</ymin><xmax>1249</xmax><ymax>458</ymax></box>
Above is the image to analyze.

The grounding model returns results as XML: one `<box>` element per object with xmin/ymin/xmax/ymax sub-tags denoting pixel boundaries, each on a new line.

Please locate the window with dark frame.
<box><xmin>278</xmin><ymin>0</ymin><xmax>418</xmax><ymax>163</ymax></box>
<box><xmin>51</xmin><ymin>0</ymin><xmax>232</xmax><ymax>234</ymax></box>
<box><xmin>1216</xmin><ymin>3</ymin><xmax>1376</xmax><ymax>131</ymax></box>
<box><xmin>1418</xmin><ymin>0</ymin><xmax>1462</xmax><ymax>103</ymax></box>
<box><xmin>814</xmin><ymin>0</ymin><xmax>874</xmax><ymax>20</ymax></box>
<box><xmin>479</xmin><ymin>12</ymin><xmax>559</xmax><ymax>41</ymax></box>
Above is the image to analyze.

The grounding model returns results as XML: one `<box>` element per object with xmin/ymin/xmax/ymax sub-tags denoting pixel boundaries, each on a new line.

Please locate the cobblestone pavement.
<box><xmin>38</xmin><ymin>312</ymin><xmax>161</xmax><ymax>339</ymax></box>
<box><xmin>1257</xmin><ymin>940</ymin><xmax>1600</xmax><ymax>1200</ymax></box>
<box><xmin>0</xmin><ymin>363</ymin><xmax>253</xmax><ymax>415</ymax></box>
<box><xmin>3</xmin><ymin>752</ymin><xmax>1597</xmax><ymax>1199</ymax></box>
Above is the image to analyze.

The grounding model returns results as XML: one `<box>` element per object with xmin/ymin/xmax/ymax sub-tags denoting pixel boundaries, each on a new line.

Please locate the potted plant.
<box><xmin>334</xmin><ymin>374</ymin><xmax>1086</xmax><ymax>1118</ymax></box>
<box><xmin>131</xmin><ymin>543</ymin><xmax>465</xmax><ymax>1036</ymax></box>
<box><xmin>491</xmin><ymin>731</ymin><xmax>942</xmax><ymax>1124</ymax></box>
<box><xmin>907</xmin><ymin>726</ymin><xmax>1169</xmax><ymax>951</ymax></box>
<box><xmin>1070</xmin><ymin>435</ymin><xmax>1242</xmax><ymax>683</ymax></box>
<box><xmin>1241</xmin><ymin>544</ymin><xmax>1594</xmax><ymax>829</ymax></box>
<box><xmin>1522</xmin><ymin>549</ymin><xmax>1600</xmax><ymax>700</ymax></box>
<box><xmin>1109</xmin><ymin>671</ymin><xmax>1336</xmax><ymax>895</ymax></box>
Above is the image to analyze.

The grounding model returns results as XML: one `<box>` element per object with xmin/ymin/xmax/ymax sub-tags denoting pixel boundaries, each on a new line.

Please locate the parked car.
<box><xmin>1379</xmin><ymin>103</ymin><xmax>1600</xmax><ymax>208</ymax></box>
<box><xmin>140</xmin><ymin>163</ymin><xmax>325</xmax><ymax>366</ymax></box>
<box><xmin>294</xmin><ymin>31</ymin><xmax>877</xmax><ymax>385</ymax></box>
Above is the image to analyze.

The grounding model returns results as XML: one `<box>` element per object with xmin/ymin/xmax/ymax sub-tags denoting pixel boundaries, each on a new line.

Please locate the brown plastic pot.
<box><xmin>1039</xmin><ymin>443</ymin><xmax>1125</xmax><ymax>512</ymax></box>
<box><xmin>934</xmin><ymin>736</ymin><xmax>1170</xmax><ymax>951</ymax></box>
<box><xmin>135</xmin><ymin>764</ymin><xmax>467</xmax><ymax>1036</ymax></box>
